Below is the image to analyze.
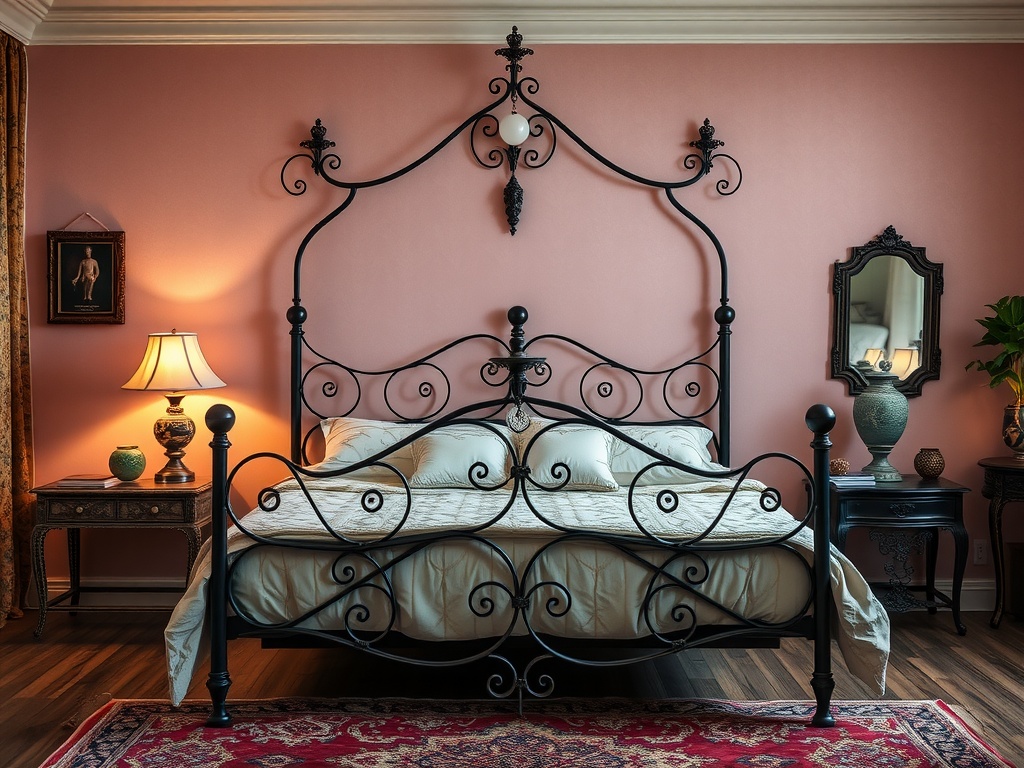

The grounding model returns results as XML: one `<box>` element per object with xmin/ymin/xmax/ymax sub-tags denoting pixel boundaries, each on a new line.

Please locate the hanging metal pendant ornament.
<box><xmin>503</xmin><ymin>146</ymin><xmax>524</xmax><ymax>236</ymax></box>
<box><xmin>495</xmin><ymin>27</ymin><xmax>534</xmax><ymax>235</ymax></box>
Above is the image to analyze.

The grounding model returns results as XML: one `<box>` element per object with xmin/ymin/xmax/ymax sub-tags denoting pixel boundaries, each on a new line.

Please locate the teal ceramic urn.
<box><xmin>109</xmin><ymin>445</ymin><xmax>146</xmax><ymax>481</ymax></box>
<box><xmin>852</xmin><ymin>367</ymin><xmax>909</xmax><ymax>482</ymax></box>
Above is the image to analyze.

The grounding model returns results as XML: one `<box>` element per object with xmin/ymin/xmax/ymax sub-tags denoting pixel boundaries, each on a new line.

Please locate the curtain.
<box><xmin>1</xmin><ymin>31</ymin><xmax>33</xmax><ymax>629</ymax></box>
<box><xmin>883</xmin><ymin>256</ymin><xmax>925</xmax><ymax>358</ymax></box>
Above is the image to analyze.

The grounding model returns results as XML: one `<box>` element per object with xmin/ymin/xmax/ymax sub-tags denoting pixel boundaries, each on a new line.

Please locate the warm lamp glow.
<box><xmin>862</xmin><ymin>348</ymin><xmax>885</xmax><ymax>368</ymax></box>
<box><xmin>122</xmin><ymin>331</ymin><xmax>225</xmax><ymax>482</ymax></box>
<box><xmin>890</xmin><ymin>347</ymin><xmax>920</xmax><ymax>380</ymax></box>
<box><xmin>122</xmin><ymin>331</ymin><xmax>226</xmax><ymax>392</ymax></box>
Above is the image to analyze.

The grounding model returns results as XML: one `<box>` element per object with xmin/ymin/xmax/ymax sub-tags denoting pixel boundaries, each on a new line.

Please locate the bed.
<box><xmin>167</xmin><ymin>27</ymin><xmax>890</xmax><ymax>729</ymax></box>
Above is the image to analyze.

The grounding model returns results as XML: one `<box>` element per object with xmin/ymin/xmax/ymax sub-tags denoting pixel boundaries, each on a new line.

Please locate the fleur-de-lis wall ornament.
<box><xmin>299</xmin><ymin>119</ymin><xmax>337</xmax><ymax>176</ymax></box>
<box><xmin>689</xmin><ymin>118</ymin><xmax>724</xmax><ymax>172</ymax></box>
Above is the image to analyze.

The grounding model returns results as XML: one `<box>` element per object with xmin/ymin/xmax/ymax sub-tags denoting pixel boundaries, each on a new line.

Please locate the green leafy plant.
<box><xmin>966</xmin><ymin>295</ymin><xmax>1024</xmax><ymax>406</ymax></box>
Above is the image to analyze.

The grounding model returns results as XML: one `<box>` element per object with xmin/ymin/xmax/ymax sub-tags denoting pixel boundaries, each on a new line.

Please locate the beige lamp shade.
<box><xmin>122</xmin><ymin>331</ymin><xmax>224</xmax><ymax>483</ymax></box>
<box><xmin>890</xmin><ymin>347</ymin><xmax>920</xmax><ymax>380</ymax></box>
<box><xmin>862</xmin><ymin>348</ymin><xmax>885</xmax><ymax>369</ymax></box>
<box><xmin>122</xmin><ymin>331</ymin><xmax>225</xmax><ymax>392</ymax></box>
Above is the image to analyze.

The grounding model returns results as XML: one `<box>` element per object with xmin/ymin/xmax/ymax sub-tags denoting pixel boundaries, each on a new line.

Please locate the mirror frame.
<box><xmin>830</xmin><ymin>225</ymin><xmax>943</xmax><ymax>398</ymax></box>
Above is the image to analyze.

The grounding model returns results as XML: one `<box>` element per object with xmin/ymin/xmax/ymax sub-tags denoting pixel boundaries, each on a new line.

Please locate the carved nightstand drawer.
<box><xmin>46</xmin><ymin>499</ymin><xmax>116</xmax><ymax>522</ymax></box>
<box><xmin>841</xmin><ymin>497</ymin><xmax>955</xmax><ymax>525</ymax></box>
<box><xmin>118</xmin><ymin>498</ymin><xmax>187</xmax><ymax>522</ymax></box>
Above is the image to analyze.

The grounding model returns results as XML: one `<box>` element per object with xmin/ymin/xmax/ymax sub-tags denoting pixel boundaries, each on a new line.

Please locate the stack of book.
<box><xmin>54</xmin><ymin>474</ymin><xmax>121</xmax><ymax>488</ymax></box>
<box><xmin>830</xmin><ymin>472</ymin><xmax>876</xmax><ymax>488</ymax></box>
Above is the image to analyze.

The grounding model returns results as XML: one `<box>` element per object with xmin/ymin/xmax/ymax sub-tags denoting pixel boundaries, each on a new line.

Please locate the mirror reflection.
<box><xmin>831</xmin><ymin>226</ymin><xmax>942</xmax><ymax>398</ymax></box>
<box><xmin>848</xmin><ymin>255</ymin><xmax>924</xmax><ymax>379</ymax></box>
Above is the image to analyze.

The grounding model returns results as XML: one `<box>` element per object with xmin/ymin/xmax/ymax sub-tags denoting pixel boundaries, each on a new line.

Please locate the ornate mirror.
<box><xmin>831</xmin><ymin>225</ymin><xmax>942</xmax><ymax>397</ymax></box>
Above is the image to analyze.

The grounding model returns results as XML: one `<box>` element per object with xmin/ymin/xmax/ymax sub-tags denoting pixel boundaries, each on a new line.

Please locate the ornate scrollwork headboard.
<box><xmin>279</xmin><ymin>27</ymin><xmax>743</xmax><ymax>466</ymax></box>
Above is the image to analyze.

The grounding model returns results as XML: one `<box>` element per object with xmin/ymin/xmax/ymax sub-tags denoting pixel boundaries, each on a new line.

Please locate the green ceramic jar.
<box><xmin>108</xmin><ymin>445</ymin><xmax>146</xmax><ymax>481</ymax></box>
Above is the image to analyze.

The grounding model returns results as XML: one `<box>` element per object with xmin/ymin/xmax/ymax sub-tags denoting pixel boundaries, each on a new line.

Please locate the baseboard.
<box><xmin>936</xmin><ymin>578</ymin><xmax>994</xmax><ymax>612</ymax></box>
<box><xmin>29</xmin><ymin>577</ymin><xmax>996</xmax><ymax>612</ymax></box>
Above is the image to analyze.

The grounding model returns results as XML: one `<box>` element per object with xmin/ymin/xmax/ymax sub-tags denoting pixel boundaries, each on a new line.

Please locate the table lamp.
<box><xmin>122</xmin><ymin>330</ymin><xmax>225</xmax><ymax>483</ymax></box>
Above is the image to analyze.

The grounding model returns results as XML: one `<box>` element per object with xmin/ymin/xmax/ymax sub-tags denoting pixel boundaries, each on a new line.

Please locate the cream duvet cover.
<box><xmin>165</xmin><ymin>475</ymin><xmax>889</xmax><ymax>705</ymax></box>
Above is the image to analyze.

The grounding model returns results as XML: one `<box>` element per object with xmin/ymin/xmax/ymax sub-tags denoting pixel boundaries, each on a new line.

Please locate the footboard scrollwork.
<box><xmin>204</xmin><ymin>401</ymin><xmax>836</xmax><ymax>725</ymax></box>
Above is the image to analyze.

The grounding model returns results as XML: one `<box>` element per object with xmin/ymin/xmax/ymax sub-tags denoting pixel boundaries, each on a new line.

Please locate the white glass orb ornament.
<box><xmin>498</xmin><ymin>112</ymin><xmax>530</xmax><ymax>146</ymax></box>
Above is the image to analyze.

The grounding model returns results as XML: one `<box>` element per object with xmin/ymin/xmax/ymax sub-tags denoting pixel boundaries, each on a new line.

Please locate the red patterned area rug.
<box><xmin>41</xmin><ymin>697</ymin><xmax>1014</xmax><ymax>768</ymax></box>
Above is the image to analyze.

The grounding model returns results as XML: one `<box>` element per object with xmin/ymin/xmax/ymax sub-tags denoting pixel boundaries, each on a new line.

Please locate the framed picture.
<box><xmin>47</xmin><ymin>230</ymin><xmax>125</xmax><ymax>324</ymax></box>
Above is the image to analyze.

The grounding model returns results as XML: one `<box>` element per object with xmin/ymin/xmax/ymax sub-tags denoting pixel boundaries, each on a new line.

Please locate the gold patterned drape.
<box><xmin>1</xmin><ymin>31</ymin><xmax>33</xmax><ymax>629</ymax></box>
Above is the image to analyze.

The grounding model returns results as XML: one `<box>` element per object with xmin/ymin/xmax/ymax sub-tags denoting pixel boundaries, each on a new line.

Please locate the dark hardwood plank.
<box><xmin>1</xmin><ymin>610</ymin><xmax>1021</xmax><ymax>768</ymax></box>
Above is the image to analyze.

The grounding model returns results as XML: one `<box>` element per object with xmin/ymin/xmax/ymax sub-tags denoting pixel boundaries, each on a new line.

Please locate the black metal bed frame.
<box><xmin>203</xmin><ymin>27</ymin><xmax>837</xmax><ymax>729</ymax></box>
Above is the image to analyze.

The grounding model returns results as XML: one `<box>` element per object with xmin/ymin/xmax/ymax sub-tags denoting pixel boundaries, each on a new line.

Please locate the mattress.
<box><xmin>165</xmin><ymin>474</ymin><xmax>890</xmax><ymax>705</ymax></box>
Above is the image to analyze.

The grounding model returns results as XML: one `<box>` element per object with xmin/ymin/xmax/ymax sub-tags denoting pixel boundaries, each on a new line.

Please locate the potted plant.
<box><xmin>966</xmin><ymin>295</ymin><xmax>1024</xmax><ymax>459</ymax></box>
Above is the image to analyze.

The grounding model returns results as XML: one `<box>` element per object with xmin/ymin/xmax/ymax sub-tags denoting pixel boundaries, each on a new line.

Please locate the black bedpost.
<box><xmin>805</xmin><ymin>403</ymin><xmax>836</xmax><ymax>727</ymax></box>
<box><xmin>205</xmin><ymin>404</ymin><xmax>236</xmax><ymax>727</ymax></box>
<box><xmin>714</xmin><ymin>304</ymin><xmax>734</xmax><ymax>466</ymax></box>
<box><xmin>288</xmin><ymin>303</ymin><xmax>307</xmax><ymax>465</ymax></box>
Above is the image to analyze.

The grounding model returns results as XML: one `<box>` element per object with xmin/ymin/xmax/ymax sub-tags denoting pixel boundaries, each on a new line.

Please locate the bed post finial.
<box><xmin>488</xmin><ymin>306</ymin><xmax>546</xmax><ymax>428</ymax></box>
<box><xmin>508</xmin><ymin>305</ymin><xmax>528</xmax><ymax>355</ymax></box>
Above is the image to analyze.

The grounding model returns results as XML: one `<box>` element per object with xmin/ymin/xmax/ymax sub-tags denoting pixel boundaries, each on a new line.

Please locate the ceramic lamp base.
<box><xmin>154</xmin><ymin>395</ymin><xmax>197</xmax><ymax>483</ymax></box>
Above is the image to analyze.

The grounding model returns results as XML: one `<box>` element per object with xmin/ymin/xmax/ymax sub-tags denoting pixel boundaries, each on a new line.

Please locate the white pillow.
<box><xmin>516</xmin><ymin>418</ymin><xmax>618</xmax><ymax>492</ymax></box>
<box><xmin>607</xmin><ymin>424</ymin><xmax>719</xmax><ymax>485</ymax></box>
<box><xmin>319</xmin><ymin>417</ymin><xmax>419</xmax><ymax>479</ymax></box>
<box><xmin>410</xmin><ymin>424</ymin><xmax>514</xmax><ymax>489</ymax></box>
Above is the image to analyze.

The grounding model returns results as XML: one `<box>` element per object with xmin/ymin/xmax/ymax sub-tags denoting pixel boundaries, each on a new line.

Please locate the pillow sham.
<box><xmin>409</xmin><ymin>424</ymin><xmax>514</xmax><ymax>489</ymax></box>
<box><xmin>319</xmin><ymin>417</ymin><xmax>419</xmax><ymax>479</ymax></box>
<box><xmin>607</xmin><ymin>423</ymin><xmax>719</xmax><ymax>485</ymax></box>
<box><xmin>516</xmin><ymin>418</ymin><xmax>618</xmax><ymax>492</ymax></box>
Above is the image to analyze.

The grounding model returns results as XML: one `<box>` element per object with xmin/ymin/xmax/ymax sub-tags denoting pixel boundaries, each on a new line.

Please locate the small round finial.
<box><xmin>205</xmin><ymin>404</ymin><xmax>236</xmax><ymax>434</ymax></box>
<box><xmin>508</xmin><ymin>306</ymin><xmax>528</xmax><ymax>326</ymax></box>
<box><xmin>805</xmin><ymin>403</ymin><xmax>836</xmax><ymax>435</ymax></box>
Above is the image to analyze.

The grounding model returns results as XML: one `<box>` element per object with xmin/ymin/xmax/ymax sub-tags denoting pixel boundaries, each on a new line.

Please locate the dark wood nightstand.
<box><xmin>830</xmin><ymin>476</ymin><xmax>969</xmax><ymax>635</ymax></box>
<box><xmin>979</xmin><ymin>457</ymin><xmax>1024</xmax><ymax>628</ymax></box>
<box><xmin>30</xmin><ymin>476</ymin><xmax>212</xmax><ymax>638</ymax></box>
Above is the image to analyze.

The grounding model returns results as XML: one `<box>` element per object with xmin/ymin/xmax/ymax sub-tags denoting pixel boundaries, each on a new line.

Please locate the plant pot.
<box><xmin>1003</xmin><ymin>405</ymin><xmax>1024</xmax><ymax>461</ymax></box>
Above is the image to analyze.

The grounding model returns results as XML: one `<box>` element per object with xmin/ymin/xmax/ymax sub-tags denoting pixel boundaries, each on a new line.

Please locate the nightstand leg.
<box><xmin>68</xmin><ymin>528</ymin><xmax>81</xmax><ymax>613</ymax></box>
<box><xmin>31</xmin><ymin>526</ymin><xmax>49</xmax><ymax>639</ymax></box>
<box><xmin>180</xmin><ymin>526</ymin><xmax>202</xmax><ymax>584</ymax></box>
<box><xmin>951</xmin><ymin>523</ymin><xmax>968</xmax><ymax>635</ymax></box>
<box><xmin>925</xmin><ymin>526</ymin><xmax>939</xmax><ymax>613</ymax></box>
<box><xmin>989</xmin><ymin>497</ymin><xmax>1007</xmax><ymax>628</ymax></box>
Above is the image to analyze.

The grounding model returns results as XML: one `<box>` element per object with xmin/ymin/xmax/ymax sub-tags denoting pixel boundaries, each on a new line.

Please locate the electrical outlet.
<box><xmin>973</xmin><ymin>539</ymin><xmax>988</xmax><ymax>565</ymax></box>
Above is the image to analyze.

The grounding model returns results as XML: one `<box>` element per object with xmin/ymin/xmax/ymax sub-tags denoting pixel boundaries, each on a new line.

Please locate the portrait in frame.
<box><xmin>47</xmin><ymin>230</ymin><xmax>125</xmax><ymax>324</ymax></box>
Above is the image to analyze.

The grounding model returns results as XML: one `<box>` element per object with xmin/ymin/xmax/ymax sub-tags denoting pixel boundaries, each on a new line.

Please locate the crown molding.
<box><xmin>0</xmin><ymin>0</ymin><xmax>52</xmax><ymax>43</ymax></box>
<box><xmin>6</xmin><ymin>1</ymin><xmax>1024</xmax><ymax>45</ymax></box>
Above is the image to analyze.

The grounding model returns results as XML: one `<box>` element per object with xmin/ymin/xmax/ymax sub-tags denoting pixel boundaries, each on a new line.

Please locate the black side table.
<box><xmin>30</xmin><ymin>477</ymin><xmax>212</xmax><ymax>638</ymax></box>
<box><xmin>979</xmin><ymin>457</ymin><xmax>1024</xmax><ymax>628</ymax></box>
<box><xmin>830</xmin><ymin>476</ymin><xmax>969</xmax><ymax>635</ymax></box>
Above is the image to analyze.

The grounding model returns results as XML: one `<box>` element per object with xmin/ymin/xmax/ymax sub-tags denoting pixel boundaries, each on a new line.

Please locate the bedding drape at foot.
<box><xmin>0</xmin><ymin>31</ymin><xmax>33</xmax><ymax>629</ymax></box>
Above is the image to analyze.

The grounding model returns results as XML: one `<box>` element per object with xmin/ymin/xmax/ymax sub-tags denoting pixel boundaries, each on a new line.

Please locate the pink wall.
<box><xmin>24</xmin><ymin>42</ymin><xmax>1024</xmax><ymax>586</ymax></box>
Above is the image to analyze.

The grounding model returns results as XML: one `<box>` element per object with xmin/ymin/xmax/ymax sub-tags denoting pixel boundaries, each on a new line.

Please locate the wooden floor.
<box><xmin>2</xmin><ymin>609</ymin><xmax>1022</xmax><ymax>767</ymax></box>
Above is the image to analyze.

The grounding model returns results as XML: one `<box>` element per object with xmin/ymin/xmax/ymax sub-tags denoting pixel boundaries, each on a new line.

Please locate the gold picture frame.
<box><xmin>47</xmin><ymin>230</ymin><xmax>125</xmax><ymax>324</ymax></box>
